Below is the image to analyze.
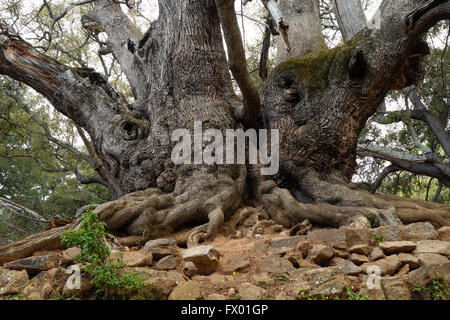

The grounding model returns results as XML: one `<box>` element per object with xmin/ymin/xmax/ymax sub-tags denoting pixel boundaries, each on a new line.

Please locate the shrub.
<box><xmin>61</xmin><ymin>206</ymin><xmax>145</xmax><ymax>299</ymax></box>
<box><xmin>413</xmin><ymin>277</ymin><xmax>449</xmax><ymax>300</ymax></box>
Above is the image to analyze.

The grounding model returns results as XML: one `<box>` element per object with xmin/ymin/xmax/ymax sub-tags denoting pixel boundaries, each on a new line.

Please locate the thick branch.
<box><xmin>0</xmin><ymin>197</ymin><xmax>48</xmax><ymax>223</ymax></box>
<box><xmin>0</xmin><ymin>39</ymin><xmax>121</xmax><ymax>157</ymax></box>
<box><xmin>75</xmin><ymin>125</ymin><xmax>123</xmax><ymax>199</ymax></box>
<box><xmin>332</xmin><ymin>0</ymin><xmax>367</xmax><ymax>41</ymax></box>
<box><xmin>408</xmin><ymin>89</ymin><xmax>450</xmax><ymax>158</ymax></box>
<box><xmin>215</xmin><ymin>0</ymin><xmax>261</xmax><ymax>128</ymax></box>
<box><xmin>358</xmin><ymin>144</ymin><xmax>450</xmax><ymax>187</ymax></box>
<box><xmin>92</xmin><ymin>0</ymin><xmax>147</xmax><ymax>101</ymax></box>
<box><xmin>259</xmin><ymin>26</ymin><xmax>271</xmax><ymax>81</ymax></box>
<box><xmin>371</xmin><ymin>164</ymin><xmax>401</xmax><ymax>193</ymax></box>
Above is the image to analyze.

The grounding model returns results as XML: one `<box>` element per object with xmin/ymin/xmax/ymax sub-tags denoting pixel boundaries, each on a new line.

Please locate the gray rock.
<box><xmin>144</xmin><ymin>238</ymin><xmax>177</xmax><ymax>248</ymax></box>
<box><xmin>124</xmin><ymin>267</ymin><xmax>186</xmax><ymax>299</ymax></box>
<box><xmin>289</xmin><ymin>267</ymin><xmax>348</xmax><ymax>298</ymax></box>
<box><xmin>330</xmin><ymin>257</ymin><xmax>361</xmax><ymax>275</ymax></box>
<box><xmin>361</xmin><ymin>255</ymin><xmax>402</xmax><ymax>276</ymax></box>
<box><xmin>110</xmin><ymin>250</ymin><xmax>152</xmax><ymax>267</ymax></box>
<box><xmin>3</xmin><ymin>254</ymin><xmax>64</xmax><ymax>274</ymax></box>
<box><xmin>349</xmin><ymin>244</ymin><xmax>371</xmax><ymax>256</ymax></box>
<box><xmin>22</xmin><ymin>267</ymin><xmax>68</xmax><ymax>300</ymax></box>
<box><xmin>335</xmin><ymin>249</ymin><xmax>348</xmax><ymax>259</ymax></box>
<box><xmin>270</xmin><ymin>236</ymin><xmax>304</xmax><ymax>248</ymax></box>
<box><xmin>168</xmin><ymin>280</ymin><xmax>203</xmax><ymax>300</ymax></box>
<box><xmin>408</xmin><ymin>263</ymin><xmax>450</xmax><ymax>292</ymax></box>
<box><xmin>347</xmin><ymin>215</ymin><xmax>371</xmax><ymax>229</ymax></box>
<box><xmin>154</xmin><ymin>255</ymin><xmax>177</xmax><ymax>270</ymax></box>
<box><xmin>438</xmin><ymin>227</ymin><xmax>450</xmax><ymax>241</ymax></box>
<box><xmin>379</xmin><ymin>241</ymin><xmax>416</xmax><ymax>255</ymax></box>
<box><xmin>309</xmin><ymin>244</ymin><xmax>335</xmax><ymax>266</ymax></box>
<box><xmin>416</xmin><ymin>253</ymin><xmax>449</xmax><ymax>267</ymax></box>
<box><xmin>181</xmin><ymin>245</ymin><xmax>220</xmax><ymax>275</ymax></box>
<box><xmin>221</xmin><ymin>255</ymin><xmax>250</xmax><ymax>274</ymax></box>
<box><xmin>370</xmin><ymin>247</ymin><xmax>385</xmax><ymax>261</ymax></box>
<box><xmin>258</xmin><ymin>255</ymin><xmax>296</xmax><ymax>275</ymax></box>
<box><xmin>238</xmin><ymin>282</ymin><xmax>266</xmax><ymax>300</ymax></box>
<box><xmin>182</xmin><ymin>261</ymin><xmax>198</xmax><ymax>278</ymax></box>
<box><xmin>252</xmin><ymin>273</ymin><xmax>275</xmax><ymax>286</ymax></box>
<box><xmin>306</xmin><ymin>229</ymin><xmax>346</xmax><ymax>243</ymax></box>
<box><xmin>144</xmin><ymin>246</ymin><xmax>178</xmax><ymax>260</ymax></box>
<box><xmin>382</xmin><ymin>275</ymin><xmax>412</xmax><ymax>300</ymax></box>
<box><xmin>205</xmin><ymin>293</ymin><xmax>227</xmax><ymax>300</ymax></box>
<box><xmin>62</xmin><ymin>247</ymin><xmax>81</xmax><ymax>261</ymax></box>
<box><xmin>373</xmin><ymin>226</ymin><xmax>400</xmax><ymax>241</ymax></box>
<box><xmin>397</xmin><ymin>264</ymin><xmax>410</xmax><ymax>276</ymax></box>
<box><xmin>0</xmin><ymin>267</ymin><xmax>29</xmax><ymax>296</ymax></box>
<box><xmin>400</xmin><ymin>222</ymin><xmax>438</xmax><ymax>241</ymax></box>
<box><xmin>397</xmin><ymin>253</ymin><xmax>420</xmax><ymax>269</ymax></box>
<box><xmin>415</xmin><ymin>240</ymin><xmax>450</xmax><ymax>256</ymax></box>
<box><xmin>350</xmin><ymin>253</ymin><xmax>370</xmax><ymax>265</ymax></box>
<box><xmin>343</xmin><ymin>228</ymin><xmax>373</xmax><ymax>247</ymax></box>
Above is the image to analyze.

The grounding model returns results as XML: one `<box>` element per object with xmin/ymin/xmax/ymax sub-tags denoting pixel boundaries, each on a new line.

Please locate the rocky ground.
<box><xmin>0</xmin><ymin>206</ymin><xmax>449</xmax><ymax>300</ymax></box>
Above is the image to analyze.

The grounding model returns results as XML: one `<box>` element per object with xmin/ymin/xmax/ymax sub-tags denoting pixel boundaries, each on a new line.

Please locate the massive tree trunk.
<box><xmin>0</xmin><ymin>0</ymin><xmax>449</xmax><ymax>253</ymax></box>
<box><xmin>258</xmin><ymin>0</ymin><xmax>450</xmax><ymax>228</ymax></box>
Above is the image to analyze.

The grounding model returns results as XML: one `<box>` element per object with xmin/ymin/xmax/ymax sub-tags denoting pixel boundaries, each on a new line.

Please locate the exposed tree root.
<box><xmin>0</xmin><ymin>224</ymin><xmax>72</xmax><ymax>264</ymax></box>
<box><xmin>95</xmin><ymin>165</ymin><xmax>247</xmax><ymax>247</ymax></box>
<box><xmin>258</xmin><ymin>180</ymin><xmax>400</xmax><ymax>228</ymax></box>
<box><xmin>1</xmin><ymin>167</ymin><xmax>448</xmax><ymax>262</ymax></box>
<box><xmin>258</xmin><ymin>170</ymin><xmax>450</xmax><ymax>229</ymax></box>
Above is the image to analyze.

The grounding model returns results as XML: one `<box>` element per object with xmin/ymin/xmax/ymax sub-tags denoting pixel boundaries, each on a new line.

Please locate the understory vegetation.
<box><xmin>61</xmin><ymin>207</ymin><xmax>146</xmax><ymax>299</ymax></box>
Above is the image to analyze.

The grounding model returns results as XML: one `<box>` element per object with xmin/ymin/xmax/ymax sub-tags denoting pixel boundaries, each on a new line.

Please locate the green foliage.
<box><xmin>374</xmin><ymin>232</ymin><xmax>386</xmax><ymax>245</ymax></box>
<box><xmin>298</xmin><ymin>289</ymin><xmax>314</xmax><ymax>300</ymax></box>
<box><xmin>0</xmin><ymin>77</ymin><xmax>110</xmax><ymax>244</ymax></box>
<box><xmin>413</xmin><ymin>277</ymin><xmax>450</xmax><ymax>300</ymax></box>
<box><xmin>345</xmin><ymin>287</ymin><xmax>369</xmax><ymax>300</ymax></box>
<box><xmin>356</xmin><ymin>21</ymin><xmax>450</xmax><ymax>204</ymax></box>
<box><xmin>368</xmin><ymin>215</ymin><xmax>381</xmax><ymax>228</ymax></box>
<box><xmin>61</xmin><ymin>208</ymin><xmax>110</xmax><ymax>264</ymax></box>
<box><xmin>61</xmin><ymin>208</ymin><xmax>145</xmax><ymax>298</ymax></box>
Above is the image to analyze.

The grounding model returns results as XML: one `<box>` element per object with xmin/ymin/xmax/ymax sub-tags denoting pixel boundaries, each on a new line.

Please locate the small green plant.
<box><xmin>298</xmin><ymin>289</ymin><xmax>314</xmax><ymax>300</ymax></box>
<box><xmin>374</xmin><ymin>232</ymin><xmax>386</xmax><ymax>245</ymax></box>
<box><xmin>346</xmin><ymin>287</ymin><xmax>369</xmax><ymax>300</ymax></box>
<box><xmin>61</xmin><ymin>206</ymin><xmax>145</xmax><ymax>299</ymax></box>
<box><xmin>297</xmin><ymin>289</ymin><xmax>340</xmax><ymax>300</ymax></box>
<box><xmin>54</xmin><ymin>293</ymin><xmax>80</xmax><ymax>300</ymax></box>
<box><xmin>231</xmin><ymin>293</ymin><xmax>241</xmax><ymax>300</ymax></box>
<box><xmin>277</xmin><ymin>274</ymin><xmax>290</xmax><ymax>282</ymax></box>
<box><xmin>413</xmin><ymin>277</ymin><xmax>449</xmax><ymax>300</ymax></box>
<box><xmin>368</xmin><ymin>215</ymin><xmax>380</xmax><ymax>228</ymax></box>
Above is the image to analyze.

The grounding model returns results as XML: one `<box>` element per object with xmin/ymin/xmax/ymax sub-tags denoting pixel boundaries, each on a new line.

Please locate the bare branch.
<box><xmin>358</xmin><ymin>144</ymin><xmax>450</xmax><ymax>187</ymax></box>
<box><xmin>331</xmin><ymin>0</ymin><xmax>367</xmax><ymax>41</ymax></box>
<box><xmin>91</xmin><ymin>0</ymin><xmax>147</xmax><ymax>101</ymax></box>
<box><xmin>407</xmin><ymin>89</ymin><xmax>450</xmax><ymax>158</ymax></box>
<box><xmin>0</xmin><ymin>197</ymin><xmax>48</xmax><ymax>223</ymax></box>
<box><xmin>371</xmin><ymin>164</ymin><xmax>401</xmax><ymax>193</ymax></box>
<box><xmin>215</xmin><ymin>0</ymin><xmax>261</xmax><ymax>128</ymax></box>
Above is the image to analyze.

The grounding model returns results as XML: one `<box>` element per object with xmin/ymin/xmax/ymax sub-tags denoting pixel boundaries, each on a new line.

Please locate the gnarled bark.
<box><xmin>0</xmin><ymin>0</ymin><xmax>449</xmax><ymax>251</ymax></box>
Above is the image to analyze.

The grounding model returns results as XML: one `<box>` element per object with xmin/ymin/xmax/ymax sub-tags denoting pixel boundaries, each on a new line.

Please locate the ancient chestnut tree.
<box><xmin>0</xmin><ymin>0</ymin><xmax>449</xmax><ymax>259</ymax></box>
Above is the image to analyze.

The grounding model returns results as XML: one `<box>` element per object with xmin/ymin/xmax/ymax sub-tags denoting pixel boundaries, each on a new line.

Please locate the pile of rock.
<box><xmin>0</xmin><ymin>221</ymin><xmax>449</xmax><ymax>300</ymax></box>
